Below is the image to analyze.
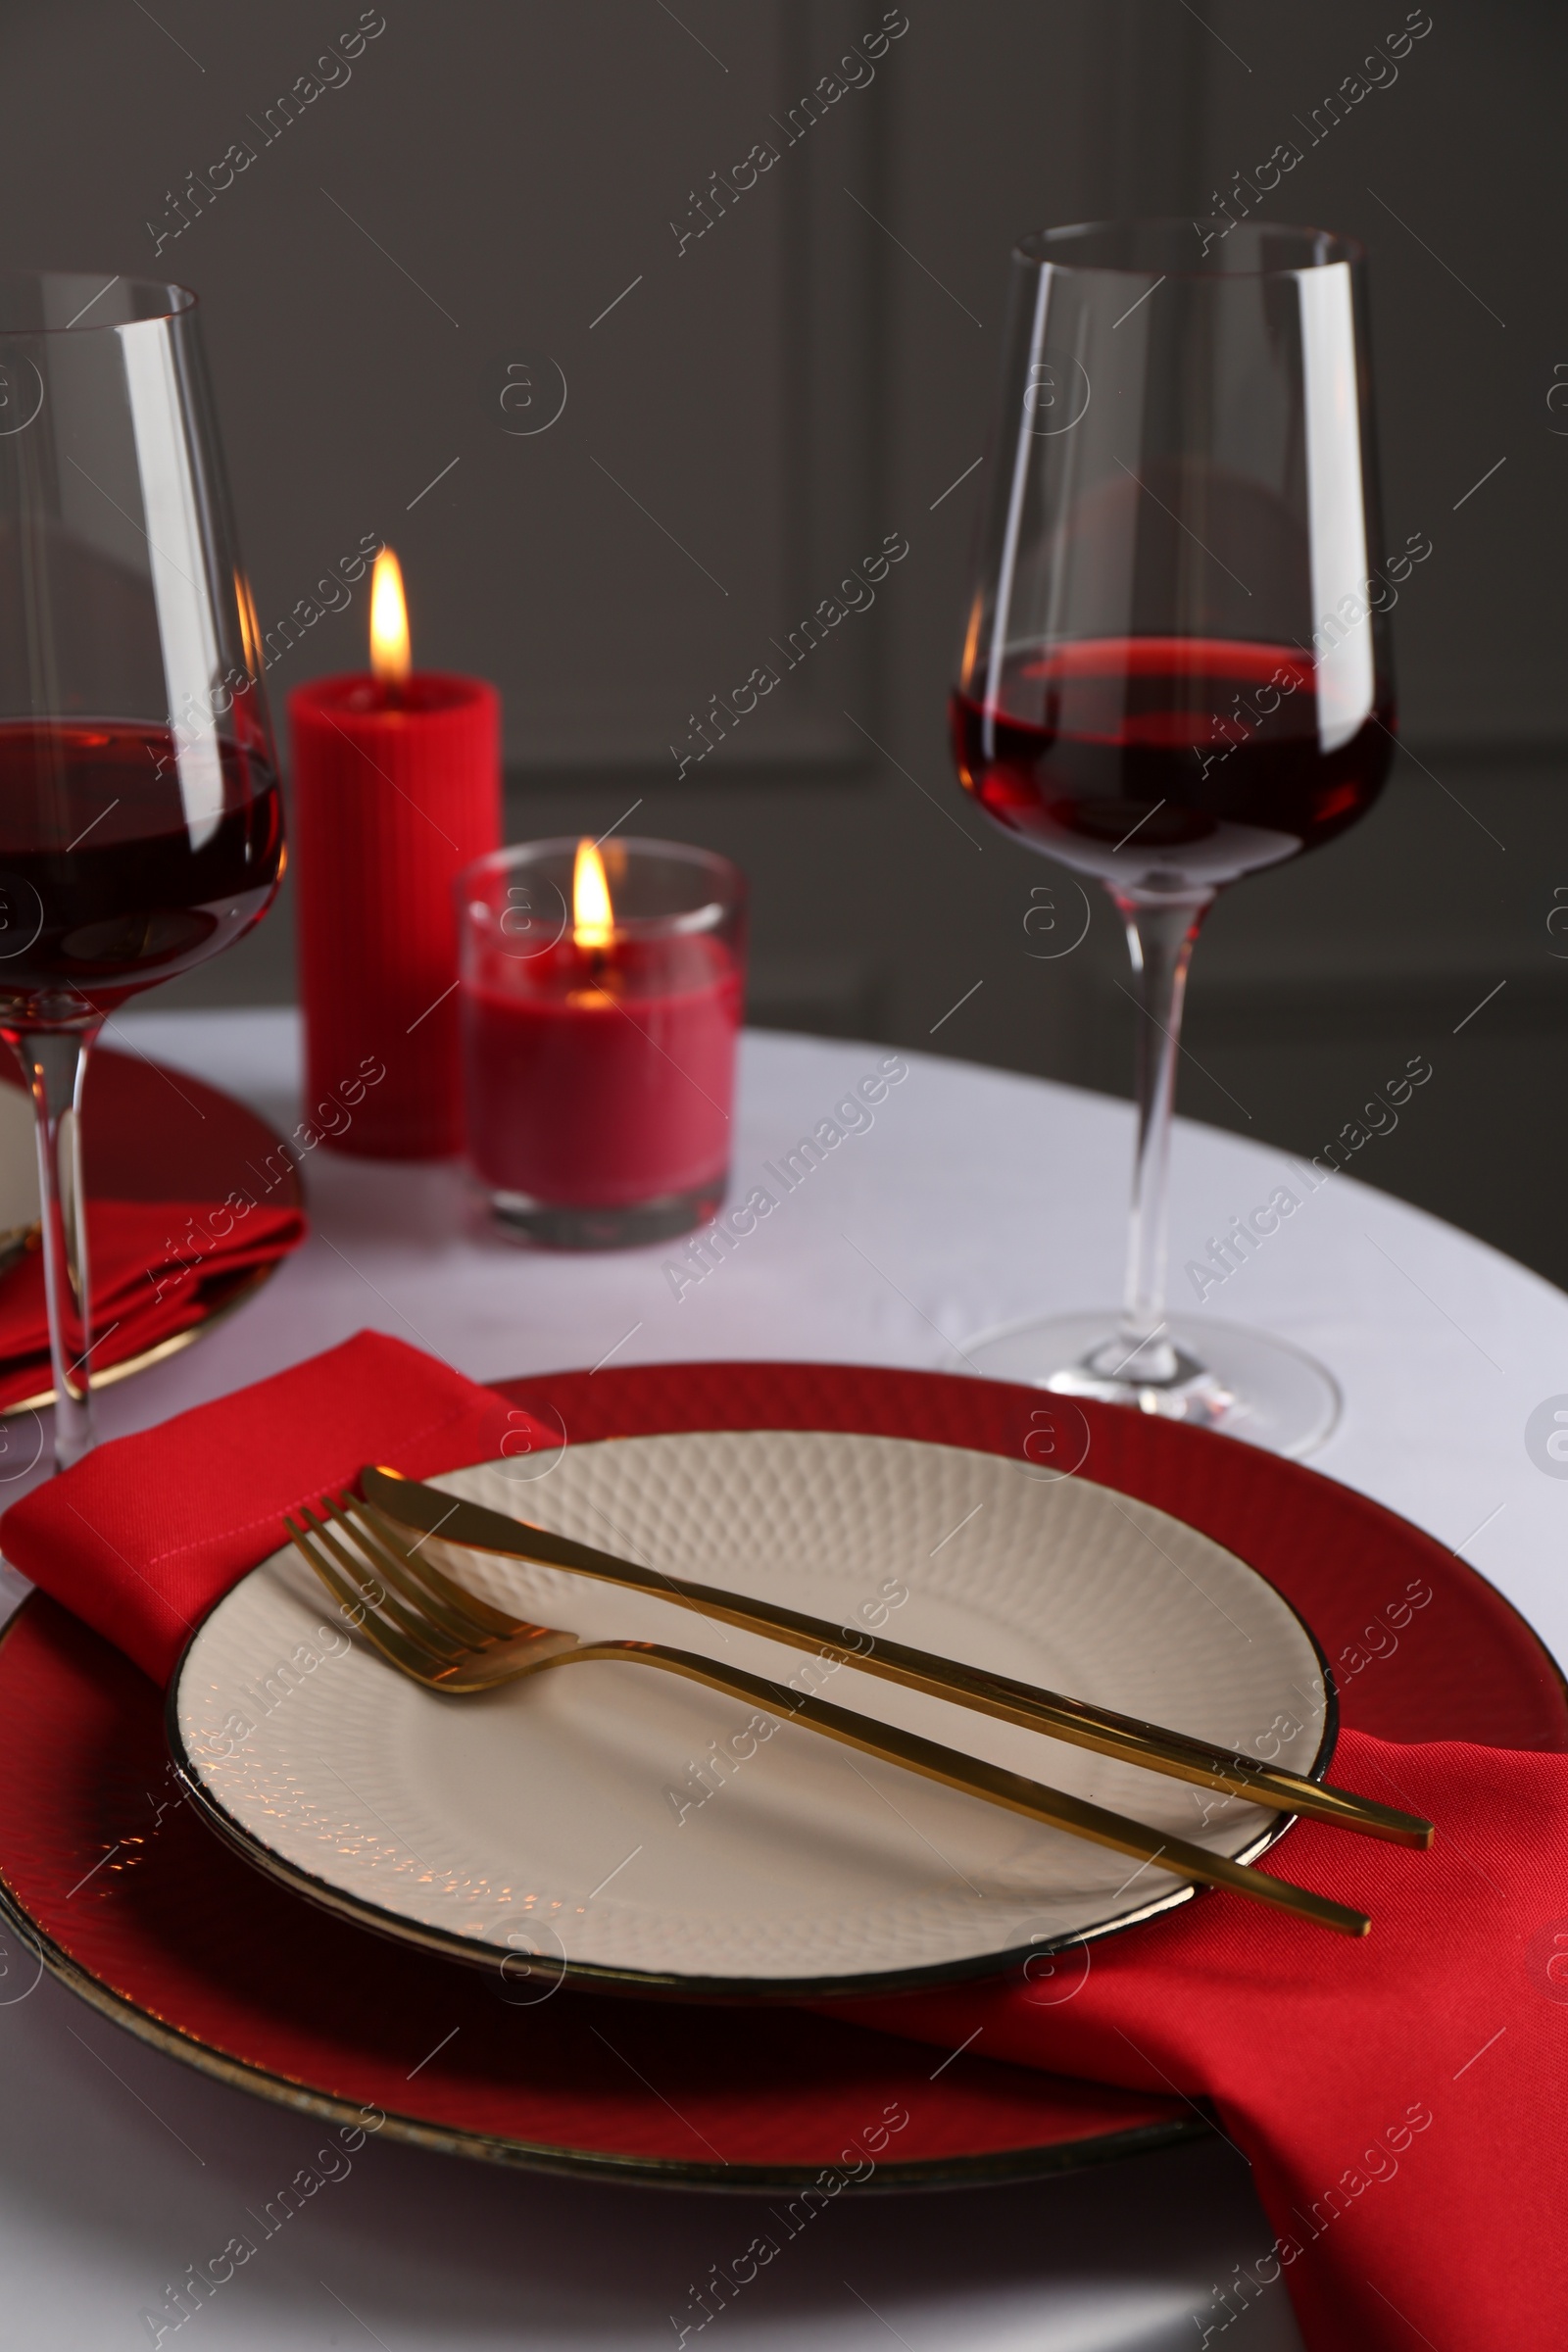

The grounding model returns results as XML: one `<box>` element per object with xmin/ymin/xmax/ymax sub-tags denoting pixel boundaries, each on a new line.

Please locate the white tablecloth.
<box><xmin>3</xmin><ymin>1008</ymin><xmax>1564</xmax><ymax>2351</ymax></box>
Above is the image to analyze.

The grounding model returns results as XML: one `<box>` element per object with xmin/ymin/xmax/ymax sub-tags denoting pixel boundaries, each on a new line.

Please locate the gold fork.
<box><xmin>283</xmin><ymin>1488</ymin><xmax>1372</xmax><ymax>1936</ymax></box>
<box><xmin>359</xmin><ymin>1464</ymin><xmax>1432</xmax><ymax>1851</ymax></box>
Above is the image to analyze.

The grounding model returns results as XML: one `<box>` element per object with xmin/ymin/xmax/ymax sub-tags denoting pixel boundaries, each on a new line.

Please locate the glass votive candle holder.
<box><xmin>457</xmin><ymin>837</ymin><xmax>747</xmax><ymax>1249</ymax></box>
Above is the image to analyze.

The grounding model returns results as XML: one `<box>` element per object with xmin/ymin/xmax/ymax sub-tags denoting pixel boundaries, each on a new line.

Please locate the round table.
<box><xmin>2</xmin><ymin>1009</ymin><xmax>1561</xmax><ymax>2352</ymax></box>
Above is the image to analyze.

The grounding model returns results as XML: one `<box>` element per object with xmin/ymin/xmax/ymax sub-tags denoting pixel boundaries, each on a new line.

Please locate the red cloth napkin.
<box><xmin>0</xmin><ymin>1200</ymin><xmax>305</xmax><ymax>1414</ymax></box>
<box><xmin>0</xmin><ymin>1332</ymin><xmax>542</xmax><ymax>1684</ymax></box>
<box><xmin>823</xmin><ymin>1729</ymin><xmax>1568</xmax><ymax>2350</ymax></box>
<box><xmin>0</xmin><ymin>1044</ymin><xmax>308</xmax><ymax>1413</ymax></box>
<box><xmin>4</xmin><ymin>1338</ymin><xmax>1564</xmax><ymax>2350</ymax></box>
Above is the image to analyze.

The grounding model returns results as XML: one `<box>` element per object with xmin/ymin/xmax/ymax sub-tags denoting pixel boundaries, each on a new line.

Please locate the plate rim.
<box><xmin>0</xmin><ymin>1789</ymin><xmax>1206</xmax><ymax>2191</ymax></box>
<box><xmin>166</xmin><ymin>1430</ymin><xmax>1339</xmax><ymax>2001</ymax></box>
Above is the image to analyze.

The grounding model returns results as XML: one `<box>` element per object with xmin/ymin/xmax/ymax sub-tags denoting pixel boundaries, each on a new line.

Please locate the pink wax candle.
<box><xmin>458</xmin><ymin>838</ymin><xmax>745</xmax><ymax>1249</ymax></box>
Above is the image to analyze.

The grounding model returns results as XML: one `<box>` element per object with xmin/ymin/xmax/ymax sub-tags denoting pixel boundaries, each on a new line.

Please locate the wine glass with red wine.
<box><xmin>0</xmin><ymin>272</ymin><xmax>283</xmax><ymax>1468</ymax></box>
<box><xmin>950</xmin><ymin>220</ymin><xmax>1393</xmax><ymax>1454</ymax></box>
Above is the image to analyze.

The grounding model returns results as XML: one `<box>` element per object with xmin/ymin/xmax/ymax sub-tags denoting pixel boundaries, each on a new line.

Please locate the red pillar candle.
<box><xmin>459</xmin><ymin>838</ymin><xmax>746</xmax><ymax>1249</ymax></box>
<box><xmin>288</xmin><ymin>551</ymin><xmax>501</xmax><ymax>1157</ymax></box>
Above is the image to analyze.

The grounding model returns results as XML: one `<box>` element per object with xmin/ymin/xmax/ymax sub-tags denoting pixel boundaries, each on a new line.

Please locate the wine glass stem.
<box><xmin>1111</xmin><ymin>895</ymin><xmax>1210</xmax><ymax>1377</ymax></box>
<box><xmin>12</xmin><ymin>1027</ymin><xmax>100</xmax><ymax>1471</ymax></box>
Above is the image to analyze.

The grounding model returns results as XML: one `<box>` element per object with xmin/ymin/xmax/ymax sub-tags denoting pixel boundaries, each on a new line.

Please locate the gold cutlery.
<box><xmin>359</xmin><ymin>1464</ymin><xmax>1433</xmax><ymax>1851</ymax></box>
<box><xmin>284</xmin><ymin>1486</ymin><xmax>1373</xmax><ymax>1936</ymax></box>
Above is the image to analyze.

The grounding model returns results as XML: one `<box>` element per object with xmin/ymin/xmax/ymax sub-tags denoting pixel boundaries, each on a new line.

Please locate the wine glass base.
<box><xmin>957</xmin><ymin>1311</ymin><xmax>1341</xmax><ymax>1459</ymax></box>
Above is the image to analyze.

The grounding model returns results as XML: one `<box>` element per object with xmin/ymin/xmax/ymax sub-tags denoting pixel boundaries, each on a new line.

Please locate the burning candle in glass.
<box><xmin>458</xmin><ymin>837</ymin><xmax>745</xmax><ymax>1248</ymax></box>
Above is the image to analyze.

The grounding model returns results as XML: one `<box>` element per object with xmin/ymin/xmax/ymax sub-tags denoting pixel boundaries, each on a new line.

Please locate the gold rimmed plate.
<box><xmin>2</xmin><ymin>1360</ymin><xmax>1562</xmax><ymax>2185</ymax></box>
<box><xmin>170</xmin><ymin>1428</ymin><xmax>1335</xmax><ymax>1997</ymax></box>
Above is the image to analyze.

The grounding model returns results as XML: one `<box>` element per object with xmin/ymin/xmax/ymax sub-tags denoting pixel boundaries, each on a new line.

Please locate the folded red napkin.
<box><xmin>0</xmin><ymin>1199</ymin><xmax>304</xmax><ymax>1415</ymax></box>
<box><xmin>3</xmin><ymin>1338</ymin><xmax>1562</xmax><ymax>2351</ymax></box>
<box><xmin>0</xmin><ymin>1332</ymin><xmax>542</xmax><ymax>1683</ymax></box>
<box><xmin>824</xmin><ymin>1727</ymin><xmax>1568</xmax><ymax>2350</ymax></box>
<box><xmin>0</xmin><ymin>1044</ymin><xmax>309</xmax><ymax>1414</ymax></box>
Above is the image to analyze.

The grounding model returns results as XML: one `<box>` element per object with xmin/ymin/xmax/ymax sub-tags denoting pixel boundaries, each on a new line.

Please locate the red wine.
<box><xmin>951</xmin><ymin>636</ymin><xmax>1394</xmax><ymax>894</ymax></box>
<box><xmin>0</xmin><ymin>720</ymin><xmax>283</xmax><ymax>1017</ymax></box>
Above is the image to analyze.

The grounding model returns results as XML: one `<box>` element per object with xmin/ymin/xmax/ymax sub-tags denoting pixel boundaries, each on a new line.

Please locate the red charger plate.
<box><xmin>0</xmin><ymin>1361</ymin><xmax>1561</xmax><ymax>2189</ymax></box>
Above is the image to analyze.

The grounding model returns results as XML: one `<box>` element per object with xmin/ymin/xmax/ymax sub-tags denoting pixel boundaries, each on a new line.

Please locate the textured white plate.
<box><xmin>172</xmin><ymin>1430</ymin><xmax>1331</xmax><ymax>1993</ymax></box>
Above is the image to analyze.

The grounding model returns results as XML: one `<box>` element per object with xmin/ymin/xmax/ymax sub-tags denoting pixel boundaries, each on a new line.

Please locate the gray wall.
<box><xmin>2</xmin><ymin>1</ymin><xmax>1563</xmax><ymax>1280</ymax></box>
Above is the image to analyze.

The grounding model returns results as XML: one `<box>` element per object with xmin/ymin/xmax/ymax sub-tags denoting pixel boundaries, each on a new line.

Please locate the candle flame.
<box><xmin>369</xmin><ymin>547</ymin><xmax>411</xmax><ymax>686</ymax></box>
<box><xmin>572</xmin><ymin>837</ymin><xmax>613</xmax><ymax>950</ymax></box>
<box><xmin>234</xmin><ymin>569</ymin><xmax>262</xmax><ymax>678</ymax></box>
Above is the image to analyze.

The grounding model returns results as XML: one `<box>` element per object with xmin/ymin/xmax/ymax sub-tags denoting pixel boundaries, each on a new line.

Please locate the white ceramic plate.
<box><xmin>171</xmin><ymin>1430</ymin><xmax>1332</xmax><ymax>1995</ymax></box>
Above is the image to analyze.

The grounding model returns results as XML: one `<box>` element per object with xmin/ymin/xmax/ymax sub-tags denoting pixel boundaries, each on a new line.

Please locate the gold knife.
<box><xmin>360</xmin><ymin>1464</ymin><xmax>1434</xmax><ymax>1850</ymax></box>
